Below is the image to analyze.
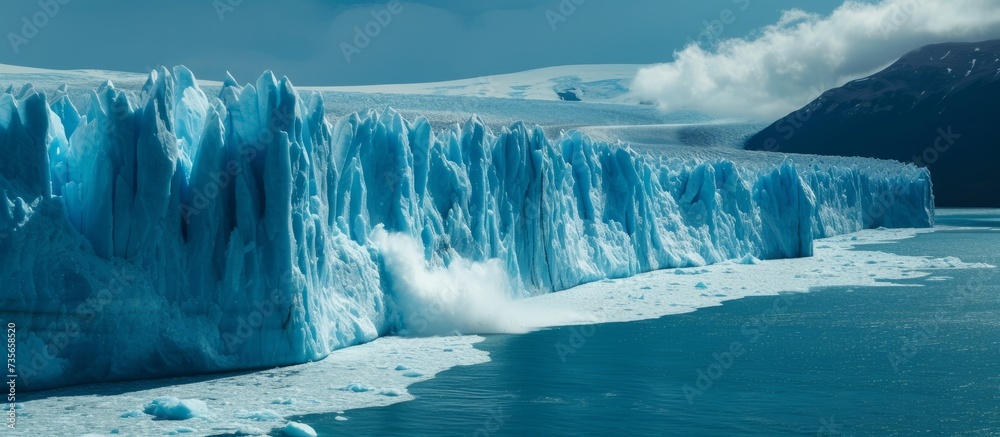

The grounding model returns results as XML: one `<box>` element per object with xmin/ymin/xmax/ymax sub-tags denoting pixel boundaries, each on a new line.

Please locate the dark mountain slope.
<box><xmin>745</xmin><ymin>40</ymin><xmax>1000</xmax><ymax>207</ymax></box>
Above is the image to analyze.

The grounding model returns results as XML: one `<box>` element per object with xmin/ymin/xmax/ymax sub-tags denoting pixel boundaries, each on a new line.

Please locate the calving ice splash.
<box><xmin>0</xmin><ymin>66</ymin><xmax>933</xmax><ymax>392</ymax></box>
<box><xmin>372</xmin><ymin>227</ymin><xmax>585</xmax><ymax>336</ymax></box>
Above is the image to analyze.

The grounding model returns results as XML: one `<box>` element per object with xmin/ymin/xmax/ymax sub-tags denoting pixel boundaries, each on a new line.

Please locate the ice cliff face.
<box><xmin>0</xmin><ymin>67</ymin><xmax>934</xmax><ymax>391</ymax></box>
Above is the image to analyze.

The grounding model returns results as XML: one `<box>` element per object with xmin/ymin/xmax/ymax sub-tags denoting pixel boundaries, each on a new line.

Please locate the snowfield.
<box><xmin>304</xmin><ymin>64</ymin><xmax>643</xmax><ymax>104</ymax></box>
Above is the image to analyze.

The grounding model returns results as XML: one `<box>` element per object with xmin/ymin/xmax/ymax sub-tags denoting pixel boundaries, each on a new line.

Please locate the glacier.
<box><xmin>0</xmin><ymin>67</ymin><xmax>933</xmax><ymax>392</ymax></box>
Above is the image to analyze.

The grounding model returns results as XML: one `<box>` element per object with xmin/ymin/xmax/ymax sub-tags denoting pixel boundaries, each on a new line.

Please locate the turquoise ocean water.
<box><xmin>298</xmin><ymin>210</ymin><xmax>1000</xmax><ymax>436</ymax></box>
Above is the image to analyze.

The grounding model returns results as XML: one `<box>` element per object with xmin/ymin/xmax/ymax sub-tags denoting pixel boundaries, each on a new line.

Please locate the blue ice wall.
<box><xmin>0</xmin><ymin>68</ymin><xmax>933</xmax><ymax>391</ymax></box>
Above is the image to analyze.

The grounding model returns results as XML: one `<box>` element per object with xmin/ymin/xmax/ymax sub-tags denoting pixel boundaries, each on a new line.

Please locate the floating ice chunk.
<box><xmin>281</xmin><ymin>421</ymin><xmax>318</xmax><ymax>437</ymax></box>
<box><xmin>737</xmin><ymin>254</ymin><xmax>760</xmax><ymax>265</ymax></box>
<box><xmin>142</xmin><ymin>397</ymin><xmax>210</xmax><ymax>420</ymax></box>
<box><xmin>925</xmin><ymin>276</ymin><xmax>953</xmax><ymax>281</ymax></box>
<box><xmin>695</xmin><ymin>282</ymin><xmax>709</xmax><ymax>290</ymax></box>
<box><xmin>235</xmin><ymin>409</ymin><xmax>283</xmax><ymax>421</ymax></box>
<box><xmin>233</xmin><ymin>425</ymin><xmax>267</xmax><ymax>436</ymax></box>
<box><xmin>340</xmin><ymin>383</ymin><xmax>374</xmax><ymax>393</ymax></box>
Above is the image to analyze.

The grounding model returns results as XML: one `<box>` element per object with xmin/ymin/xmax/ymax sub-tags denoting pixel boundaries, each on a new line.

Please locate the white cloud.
<box><xmin>632</xmin><ymin>0</ymin><xmax>1000</xmax><ymax>121</ymax></box>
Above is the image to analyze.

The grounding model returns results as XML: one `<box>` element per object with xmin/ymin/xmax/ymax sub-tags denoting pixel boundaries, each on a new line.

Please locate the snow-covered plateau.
<box><xmin>308</xmin><ymin>64</ymin><xmax>643</xmax><ymax>104</ymax></box>
<box><xmin>0</xmin><ymin>66</ymin><xmax>937</xmax><ymax>396</ymax></box>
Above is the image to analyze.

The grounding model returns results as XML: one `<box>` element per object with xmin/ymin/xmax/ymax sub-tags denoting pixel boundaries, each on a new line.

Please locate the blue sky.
<box><xmin>0</xmin><ymin>0</ymin><xmax>846</xmax><ymax>85</ymax></box>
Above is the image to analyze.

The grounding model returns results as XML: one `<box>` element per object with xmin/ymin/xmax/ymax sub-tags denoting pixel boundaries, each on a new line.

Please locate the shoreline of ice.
<box><xmin>13</xmin><ymin>227</ymin><xmax>992</xmax><ymax>436</ymax></box>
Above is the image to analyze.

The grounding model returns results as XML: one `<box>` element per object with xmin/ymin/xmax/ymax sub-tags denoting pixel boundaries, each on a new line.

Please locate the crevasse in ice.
<box><xmin>0</xmin><ymin>67</ymin><xmax>933</xmax><ymax>391</ymax></box>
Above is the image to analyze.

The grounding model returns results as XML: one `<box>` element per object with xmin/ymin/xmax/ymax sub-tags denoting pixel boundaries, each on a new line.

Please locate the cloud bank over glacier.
<box><xmin>633</xmin><ymin>0</ymin><xmax>1000</xmax><ymax>120</ymax></box>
